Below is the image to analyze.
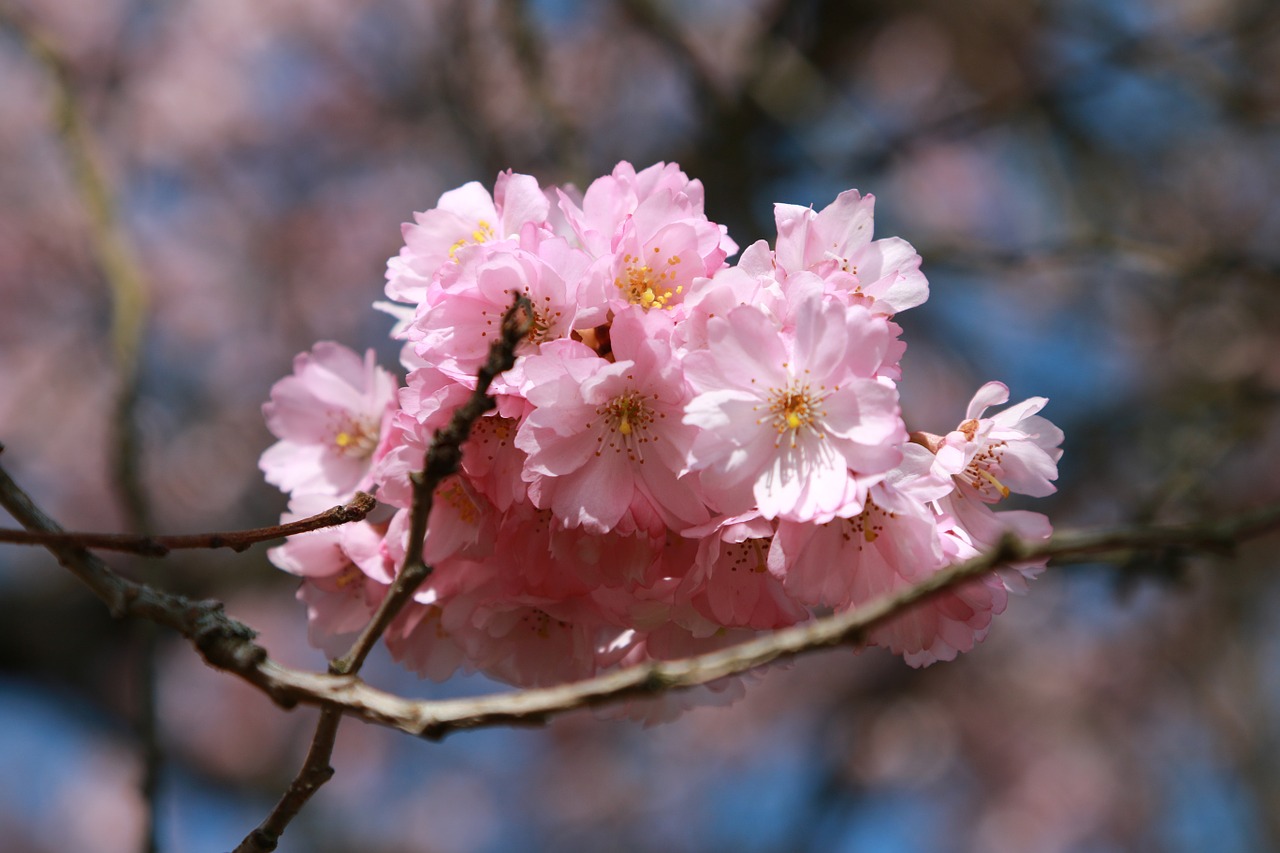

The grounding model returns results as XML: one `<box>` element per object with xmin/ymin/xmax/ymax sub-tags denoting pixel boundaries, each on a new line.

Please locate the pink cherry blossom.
<box><xmin>442</xmin><ymin>592</ymin><xmax>620</xmax><ymax>688</ymax></box>
<box><xmin>771</xmin><ymin>476</ymin><xmax>1006</xmax><ymax>666</ymax></box>
<box><xmin>558</xmin><ymin>161</ymin><xmax>731</xmax><ymax>257</ymax></box>
<box><xmin>261</xmin><ymin>162</ymin><xmax>1065</xmax><ymax>694</ymax></box>
<box><xmin>269</xmin><ymin>495</ymin><xmax>393</xmax><ymax>656</ymax></box>
<box><xmin>927</xmin><ymin>381</ymin><xmax>1063</xmax><ymax>589</ymax></box>
<box><xmin>409</xmin><ymin>231</ymin><xmax>592</xmax><ymax>389</ymax></box>
<box><xmin>377</xmin><ymin>365</ymin><xmax>529</xmax><ymax>512</ymax></box>
<box><xmin>375</xmin><ymin>436</ymin><xmax>500</xmax><ymax>566</ymax></box>
<box><xmin>385</xmin><ymin>170</ymin><xmax>551</xmax><ymax>305</ymax></box>
<box><xmin>383</xmin><ymin>602</ymin><xmax>470</xmax><ymax>681</ymax></box>
<box><xmin>675</xmin><ymin>239</ymin><xmax>788</xmax><ymax>354</ymax></box>
<box><xmin>558</xmin><ymin>161</ymin><xmax>736</xmax><ymax>318</ymax></box>
<box><xmin>683</xmin><ymin>294</ymin><xmax>907</xmax><ymax>522</ymax></box>
<box><xmin>935</xmin><ymin>380</ymin><xmax>1065</xmax><ymax>502</ymax></box>
<box><xmin>260</xmin><ymin>342</ymin><xmax>397</xmax><ymax>500</ymax></box>
<box><xmin>938</xmin><ymin>494</ymin><xmax>1055</xmax><ymax>592</ymax></box>
<box><xmin>774</xmin><ymin>189</ymin><xmax>929</xmax><ymax>315</ymax></box>
<box><xmin>516</xmin><ymin>308</ymin><xmax>707</xmax><ymax>535</ymax></box>
<box><xmin>771</xmin><ymin>479</ymin><xmax>942</xmax><ymax>609</ymax></box>
<box><xmin>679</xmin><ymin>513</ymin><xmax>809</xmax><ymax>630</ymax></box>
<box><xmin>596</xmin><ymin>218</ymin><xmax>715</xmax><ymax>317</ymax></box>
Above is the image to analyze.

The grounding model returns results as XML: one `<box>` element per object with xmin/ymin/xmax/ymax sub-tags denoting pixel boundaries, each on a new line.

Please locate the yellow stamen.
<box><xmin>440</xmin><ymin>479</ymin><xmax>480</xmax><ymax>524</ymax></box>
<box><xmin>597</xmin><ymin>392</ymin><xmax>652</xmax><ymax>461</ymax></box>
<box><xmin>766</xmin><ymin>382</ymin><xmax>829</xmax><ymax>446</ymax></box>
<box><xmin>448</xmin><ymin>219</ymin><xmax>496</xmax><ymax>259</ymax></box>
<box><xmin>616</xmin><ymin>248</ymin><xmax>682</xmax><ymax>310</ymax></box>
<box><xmin>978</xmin><ymin>468</ymin><xmax>1011</xmax><ymax>498</ymax></box>
<box><xmin>332</xmin><ymin>417</ymin><xmax>377</xmax><ymax>457</ymax></box>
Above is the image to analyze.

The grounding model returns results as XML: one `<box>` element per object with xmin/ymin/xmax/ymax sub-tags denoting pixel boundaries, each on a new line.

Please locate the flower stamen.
<box><xmin>616</xmin><ymin>250</ymin><xmax>684</xmax><ymax>310</ymax></box>
<box><xmin>332</xmin><ymin>415</ymin><xmax>379</xmax><ymax>458</ymax></box>
<box><xmin>448</xmin><ymin>219</ymin><xmax>496</xmax><ymax>259</ymax></box>
<box><xmin>764</xmin><ymin>382</ymin><xmax>829</xmax><ymax>447</ymax></box>
<box><xmin>596</xmin><ymin>391</ymin><xmax>656</xmax><ymax>461</ymax></box>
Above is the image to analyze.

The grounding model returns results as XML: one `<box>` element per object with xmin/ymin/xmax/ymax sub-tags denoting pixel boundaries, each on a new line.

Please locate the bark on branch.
<box><xmin>0</xmin><ymin>492</ymin><xmax>377</xmax><ymax>556</ymax></box>
<box><xmin>5</xmin><ymin>444</ymin><xmax>1277</xmax><ymax>742</ymax></box>
<box><xmin>234</xmin><ymin>294</ymin><xmax>531</xmax><ymax>853</ymax></box>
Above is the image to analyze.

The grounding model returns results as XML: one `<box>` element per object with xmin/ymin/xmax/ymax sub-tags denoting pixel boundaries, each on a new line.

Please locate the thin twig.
<box><xmin>333</xmin><ymin>294</ymin><xmax>531</xmax><ymax>675</ymax></box>
<box><xmin>0</xmin><ymin>457</ymin><xmax>269</xmax><ymax>663</ymax></box>
<box><xmin>234</xmin><ymin>294</ymin><xmax>531</xmax><ymax>852</ymax></box>
<box><xmin>232</xmin><ymin>708</ymin><xmax>342</xmax><ymax>853</ymax></box>
<box><xmin>0</xmin><ymin>492</ymin><xmax>377</xmax><ymax>556</ymax></box>
<box><xmin>251</xmin><ymin>506</ymin><xmax>1280</xmax><ymax>741</ymax></box>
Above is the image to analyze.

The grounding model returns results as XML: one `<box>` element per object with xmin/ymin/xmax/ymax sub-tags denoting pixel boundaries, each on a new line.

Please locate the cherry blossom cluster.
<box><xmin>260</xmin><ymin>161</ymin><xmax>1063</xmax><ymax>696</ymax></box>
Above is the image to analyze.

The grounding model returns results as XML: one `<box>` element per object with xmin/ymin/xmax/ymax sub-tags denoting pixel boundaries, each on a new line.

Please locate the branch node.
<box><xmin>640</xmin><ymin>667</ymin><xmax>671</xmax><ymax>693</ymax></box>
<box><xmin>245</xmin><ymin>830</ymin><xmax>279</xmax><ymax>853</ymax></box>
<box><xmin>187</xmin><ymin>600</ymin><xmax>264</xmax><ymax>671</ymax></box>
<box><xmin>993</xmin><ymin>530</ymin><xmax>1023</xmax><ymax>564</ymax></box>
<box><xmin>338</xmin><ymin>491</ymin><xmax>377</xmax><ymax>522</ymax></box>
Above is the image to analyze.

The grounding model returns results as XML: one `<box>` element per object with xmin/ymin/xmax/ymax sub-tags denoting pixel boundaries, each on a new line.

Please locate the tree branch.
<box><xmin>242</xmin><ymin>506</ymin><xmax>1280</xmax><ymax>741</ymax></box>
<box><xmin>232</xmin><ymin>708</ymin><xmax>342</xmax><ymax>853</ymax></box>
<box><xmin>333</xmin><ymin>294</ymin><xmax>532</xmax><ymax>676</ymax></box>
<box><xmin>2</xmin><ymin>14</ymin><xmax>159</xmax><ymax>850</ymax></box>
<box><xmin>0</xmin><ymin>491</ymin><xmax>377</xmax><ymax>556</ymax></box>
<box><xmin>0</xmin><ymin>7</ymin><xmax>153</xmax><ymax>533</ymax></box>
<box><xmin>235</xmin><ymin>293</ymin><xmax>531</xmax><ymax>852</ymax></box>
<box><xmin>7</xmin><ymin>435</ymin><xmax>1276</xmax><ymax>744</ymax></box>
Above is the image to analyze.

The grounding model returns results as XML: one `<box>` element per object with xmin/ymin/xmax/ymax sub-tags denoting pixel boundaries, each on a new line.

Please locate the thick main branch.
<box><xmin>7</xmin><ymin>437</ymin><xmax>1276</xmax><ymax>742</ymax></box>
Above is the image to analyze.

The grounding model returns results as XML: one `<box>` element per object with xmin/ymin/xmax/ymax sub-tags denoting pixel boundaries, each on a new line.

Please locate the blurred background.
<box><xmin>1</xmin><ymin>0</ymin><xmax>1279</xmax><ymax>850</ymax></box>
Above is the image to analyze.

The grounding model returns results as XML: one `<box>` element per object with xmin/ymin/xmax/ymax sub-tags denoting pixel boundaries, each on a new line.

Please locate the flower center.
<box><xmin>333</xmin><ymin>564</ymin><xmax>364</xmax><ymax>590</ymax></box>
<box><xmin>725</xmin><ymin>537</ymin><xmax>771</xmax><ymax>573</ymax></box>
<box><xmin>423</xmin><ymin>605</ymin><xmax>449</xmax><ymax>639</ymax></box>
<box><xmin>523</xmin><ymin>292</ymin><xmax>563</xmax><ymax>345</ymax></box>
<box><xmin>832</xmin><ymin>495</ymin><xmax>897</xmax><ymax>547</ymax></box>
<box><xmin>616</xmin><ymin>248</ymin><xmax>683</xmax><ymax>310</ymax></box>
<box><xmin>522</xmin><ymin>608</ymin><xmax>568</xmax><ymax>639</ymax></box>
<box><xmin>332</xmin><ymin>415</ymin><xmax>379</xmax><ymax>458</ymax></box>
<box><xmin>959</xmin><ymin>441</ymin><xmax>1011</xmax><ymax>500</ymax></box>
<box><xmin>595</xmin><ymin>390</ymin><xmax>658</xmax><ymax>460</ymax></box>
<box><xmin>472</xmin><ymin>414</ymin><xmax>515</xmax><ymax>446</ymax></box>
<box><xmin>761</xmin><ymin>379</ymin><xmax>830</xmax><ymax>447</ymax></box>
<box><xmin>448</xmin><ymin>219</ymin><xmax>496</xmax><ymax>259</ymax></box>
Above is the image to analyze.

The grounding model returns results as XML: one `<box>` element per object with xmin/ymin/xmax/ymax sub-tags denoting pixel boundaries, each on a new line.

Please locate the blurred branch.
<box><xmin>1</xmin><ymin>11</ymin><xmax>159</xmax><ymax>851</ymax></box>
<box><xmin>496</xmin><ymin>0</ymin><xmax>585</xmax><ymax>180</ymax></box>
<box><xmin>618</xmin><ymin>0</ymin><xmax>736</xmax><ymax>108</ymax></box>
<box><xmin>0</xmin><ymin>6</ymin><xmax>152</xmax><ymax>532</ymax></box>
<box><xmin>0</xmin><ymin>454</ymin><xmax>266</xmax><ymax>661</ymax></box>
<box><xmin>235</xmin><ymin>295</ymin><xmax>531</xmax><ymax>853</ymax></box>
<box><xmin>0</xmin><ymin>492</ymin><xmax>376</xmax><ymax>556</ymax></box>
